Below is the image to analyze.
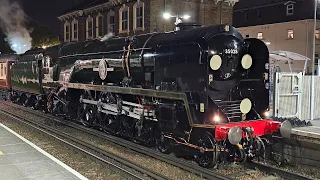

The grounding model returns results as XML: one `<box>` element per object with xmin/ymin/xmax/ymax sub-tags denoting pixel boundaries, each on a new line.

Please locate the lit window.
<box><xmin>71</xmin><ymin>19</ymin><xmax>78</xmax><ymax>41</ymax></box>
<box><xmin>119</xmin><ymin>5</ymin><xmax>129</xmax><ymax>32</ymax></box>
<box><xmin>286</xmin><ymin>4</ymin><xmax>294</xmax><ymax>16</ymax></box>
<box><xmin>96</xmin><ymin>14</ymin><xmax>104</xmax><ymax>37</ymax></box>
<box><xmin>316</xmin><ymin>29</ymin><xmax>320</xmax><ymax>39</ymax></box>
<box><xmin>287</xmin><ymin>29</ymin><xmax>294</xmax><ymax>39</ymax></box>
<box><xmin>257</xmin><ymin>32</ymin><xmax>263</xmax><ymax>39</ymax></box>
<box><xmin>134</xmin><ymin>1</ymin><xmax>144</xmax><ymax>30</ymax></box>
<box><xmin>108</xmin><ymin>11</ymin><xmax>115</xmax><ymax>33</ymax></box>
<box><xmin>86</xmin><ymin>16</ymin><xmax>93</xmax><ymax>39</ymax></box>
<box><xmin>64</xmin><ymin>21</ymin><xmax>70</xmax><ymax>42</ymax></box>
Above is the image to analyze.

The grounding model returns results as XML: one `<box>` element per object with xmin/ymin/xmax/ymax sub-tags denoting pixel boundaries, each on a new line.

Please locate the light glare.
<box><xmin>214</xmin><ymin>115</ymin><xmax>220</xmax><ymax>122</ymax></box>
<box><xmin>182</xmin><ymin>15</ymin><xmax>190</xmax><ymax>19</ymax></box>
<box><xmin>163</xmin><ymin>13</ymin><xmax>171</xmax><ymax>19</ymax></box>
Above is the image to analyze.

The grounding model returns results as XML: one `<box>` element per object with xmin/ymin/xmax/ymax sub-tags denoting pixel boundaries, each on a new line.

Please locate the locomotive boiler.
<box><xmin>8</xmin><ymin>24</ymin><xmax>283</xmax><ymax>167</ymax></box>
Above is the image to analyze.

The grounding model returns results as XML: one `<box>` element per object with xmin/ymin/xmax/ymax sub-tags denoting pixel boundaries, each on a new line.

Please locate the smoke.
<box><xmin>0</xmin><ymin>0</ymin><xmax>32</xmax><ymax>54</ymax></box>
<box><xmin>100</xmin><ymin>32</ymin><xmax>114</xmax><ymax>42</ymax></box>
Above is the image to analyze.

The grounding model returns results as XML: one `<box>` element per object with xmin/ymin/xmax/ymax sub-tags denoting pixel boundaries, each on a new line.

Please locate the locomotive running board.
<box><xmin>62</xmin><ymin>82</ymin><xmax>214</xmax><ymax>128</ymax></box>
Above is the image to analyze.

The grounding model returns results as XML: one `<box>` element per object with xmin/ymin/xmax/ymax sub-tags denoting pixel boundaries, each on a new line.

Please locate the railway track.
<box><xmin>0</xmin><ymin>100</ymin><xmax>234</xmax><ymax>180</ymax></box>
<box><xmin>0</xmin><ymin>100</ymin><xmax>317</xmax><ymax>180</ymax></box>
<box><xmin>247</xmin><ymin>162</ymin><xmax>315</xmax><ymax>180</ymax></box>
<box><xmin>0</xmin><ymin>105</ymin><xmax>169</xmax><ymax>180</ymax></box>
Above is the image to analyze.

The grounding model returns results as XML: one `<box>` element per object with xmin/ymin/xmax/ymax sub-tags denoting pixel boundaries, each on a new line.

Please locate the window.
<box><xmin>122</xmin><ymin>10</ymin><xmax>128</xmax><ymax>30</ymax></box>
<box><xmin>96</xmin><ymin>14</ymin><xmax>104</xmax><ymax>37</ymax></box>
<box><xmin>119</xmin><ymin>5</ymin><xmax>129</xmax><ymax>32</ymax></box>
<box><xmin>86</xmin><ymin>16</ymin><xmax>93</xmax><ymax>39</ymax></box>
<box><xmin>286</xmin><ymin>4</ymin><xmax>294</xmax><ymax>16</ymax></box>
<box><xmin>108</xmin><ymin>11</ymin><xmax>115</xmax><ymax>33</ymax></box>
<box><xmin>71</xmin><ymin>19</ymin><xmax>78</xmax><ymax>41</ymax></box>
<box><xmin>287</xmin><ymin>29</ymin><xmax>294</xmax><ymax>39</ymax></box>
<box><xmin>0</xmin><ymin>64</ymin><xmax>3</xmax><ymax>77</ymax></box>
<box><xmin>257</xmin><ymin>32</ymin><xmax>263</xmax><ymax>39</ymax></box>
<box><xmin>316</xmin><ymin>29</ymin><xmax>320</xmax><ymax>39</ymax></box>
<box><xmin>133</xmin><ymin>1</ymin><xmax>144</xmax><ymax>30</ymax></box>
<box><xmin>64</xmin><ymin>21</ymin><xmax>70</xmax><ymax>42</ymax></box>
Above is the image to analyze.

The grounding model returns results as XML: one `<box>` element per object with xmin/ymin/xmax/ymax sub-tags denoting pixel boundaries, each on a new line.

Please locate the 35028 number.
<box><xmin>224</xmin><ymin>49</ymin><xmax>238</xmax><ymax>54</ymax></box>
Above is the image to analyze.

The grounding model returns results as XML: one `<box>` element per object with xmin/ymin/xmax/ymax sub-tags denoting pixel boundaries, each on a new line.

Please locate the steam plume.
<box><xmin>0</xmin><ymin>0</ymin><xmax>32</xmax><ymax>54</ymax></box>
<box><xmin>100</xmin><ymin>32</ymin><xmax>114</xmax><ymax>42</ymax></box>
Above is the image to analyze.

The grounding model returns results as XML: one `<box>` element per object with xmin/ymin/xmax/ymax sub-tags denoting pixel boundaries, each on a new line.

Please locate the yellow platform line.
<box><xmin>0</xmin><ymin>151</ymin><xmax>3</xmax><ymax>155</ymax></box>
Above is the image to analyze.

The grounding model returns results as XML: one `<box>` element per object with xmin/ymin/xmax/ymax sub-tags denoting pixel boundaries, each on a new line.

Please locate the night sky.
<box><xmin>22</xmin><ymin>0</ymin><xmax>75</xmax><ymax>35</ymax></box>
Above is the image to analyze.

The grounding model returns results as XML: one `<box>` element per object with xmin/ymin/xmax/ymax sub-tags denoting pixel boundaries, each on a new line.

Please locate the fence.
<box><xmin>272</xmin><ymin>72</ymin><xmax>320</xmax><ymax>120</ymax></box>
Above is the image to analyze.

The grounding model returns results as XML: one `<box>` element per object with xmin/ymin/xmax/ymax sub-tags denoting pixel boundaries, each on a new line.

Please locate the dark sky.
<box><xmin>22</xmin><ymin>0</ymin><xmax>75</xmax><ymax>35</ymax></box>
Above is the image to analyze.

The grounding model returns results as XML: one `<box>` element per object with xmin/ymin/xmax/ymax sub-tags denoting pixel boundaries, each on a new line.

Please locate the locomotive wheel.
<box><xmin>77</xmin><ymin>103</ymin><xmax>95</xmax><ymax>127</ymax></box>
<box><xmin>156</xmin><ymin>131</ymin><xmax>171</xmax><ymax>154</ymax></box>
<box><xmin>194</xmin><ymin>132</ymin><xmax>217</xmax><ymax>168</ymax></box>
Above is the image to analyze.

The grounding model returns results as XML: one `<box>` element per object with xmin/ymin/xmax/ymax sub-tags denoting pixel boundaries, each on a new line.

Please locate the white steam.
<box><xmin>100</xmin><ymin>32</ymin><xmax>114</xmax><ymax>42</ymax></box>
<box><xmin>0</xmin><ymin>0</ymin><xmax>32</xmax><ymax>54</ymax></box>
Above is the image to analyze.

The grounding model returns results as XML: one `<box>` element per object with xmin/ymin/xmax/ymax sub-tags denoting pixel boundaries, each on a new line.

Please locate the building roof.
<box><xmin>234</xmin><ymin>0</ymin><xmax>293</xmax><ymax>10</ymax></box>
<box><xmin>60</xmin><ymin>0</ymin><xmax>106</xmax><ymax>16</ymax></box>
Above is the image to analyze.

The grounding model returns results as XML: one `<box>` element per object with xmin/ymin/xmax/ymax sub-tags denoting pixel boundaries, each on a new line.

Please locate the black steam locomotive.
<box><xmin>6</xmin><ymin>24</ymin><xmax>280</xmax><ymax>168</ymax></box>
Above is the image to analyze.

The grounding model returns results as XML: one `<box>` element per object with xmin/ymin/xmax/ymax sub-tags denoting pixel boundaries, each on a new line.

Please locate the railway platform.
<box><xmin>280</xmin><ymin>120</ymin><xmax>320</xmax><ymax>167</ymax></box>
<box><xmin>0</xmin><ymin>123</ymin><xmax>87</xmax><ymax>180</ymax></box>
<box><xmin>291</xmin><ymin>120</ymin><xmax>320</xmax><ymax>140</ymax></box>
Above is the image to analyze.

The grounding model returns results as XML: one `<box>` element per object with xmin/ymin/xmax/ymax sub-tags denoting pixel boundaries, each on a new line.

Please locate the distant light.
<box><xmin>265</xmin><ymin>42</ymin><xmax>271</xmax><ymax>45</ymax></box>
<box><xmin>163</xmin><ymin>12</ymin><xmax>171</xmax><ymax>19</ymax></box>
<box><xmin>42</xmin><ymin>45</ymin><xmax>47</xmax><ymax>49</ymax></box>
<box><xmin>23</xmin><ymin>45</ymin><xmax>26</xmax><ymax>47</ymax></box>
<box><xmin>12</xmin><ymin>44</ymin><xmax>17</xmax><ymax>47</ymax></box>
<box><xmin>210</xmin><ymin>50</ymin><xmax>216</xmax><ymax>55</ymax></box>
<box><xmin>182</xmin><ymin>14</ymin><xmax>190</xmax><ymax>19</ymax></box>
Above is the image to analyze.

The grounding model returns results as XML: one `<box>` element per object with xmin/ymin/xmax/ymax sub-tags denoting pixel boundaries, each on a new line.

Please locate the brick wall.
<box><xmin>59</xmin><ymin>0</ymin><xmax>235</xmax><ymax>42</ymax></box>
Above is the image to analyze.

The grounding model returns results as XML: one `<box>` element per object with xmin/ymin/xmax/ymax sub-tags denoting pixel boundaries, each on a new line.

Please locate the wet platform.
<box><xmin>0</xmin><ymin>123</ymin><xmax>88</xmax><ymax>180</ymax></box>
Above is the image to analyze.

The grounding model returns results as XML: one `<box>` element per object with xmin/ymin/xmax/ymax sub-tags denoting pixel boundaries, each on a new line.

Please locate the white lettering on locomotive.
<box><xmin>224</xmin><ymin>49</ymin><xmax>238</xmax><ymax>55</ymax></box>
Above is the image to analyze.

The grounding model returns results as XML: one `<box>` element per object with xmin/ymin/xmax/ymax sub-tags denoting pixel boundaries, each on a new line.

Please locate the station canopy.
<box><xmin>269</xmin><ymin>50</ymin><xmax>310</xmax><ymax>74</ymax></box>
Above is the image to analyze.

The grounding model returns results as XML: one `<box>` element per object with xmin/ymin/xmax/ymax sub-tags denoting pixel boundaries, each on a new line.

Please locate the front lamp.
<box><xmin>227</xmin><ymin>126</ymin><xmax>243</xmax><ymax>145</ymax></box>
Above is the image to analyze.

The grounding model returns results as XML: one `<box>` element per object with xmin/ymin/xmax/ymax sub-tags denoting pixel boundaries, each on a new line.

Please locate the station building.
<box><xmin>57</xmin><ymin>0</ymin><xmax>237</xmax><ymax>43</ymax></box>
<box><xmin>233</xmin><ymin>0</ymin><xmax>320</xmax><ymax>74</ymax></box>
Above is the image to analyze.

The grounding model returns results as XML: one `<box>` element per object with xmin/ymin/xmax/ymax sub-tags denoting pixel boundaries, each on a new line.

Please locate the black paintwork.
<box><xmin>9</xmin><ymin>24</ymin><xmax>270</xmax><ymax>128</ymax></box>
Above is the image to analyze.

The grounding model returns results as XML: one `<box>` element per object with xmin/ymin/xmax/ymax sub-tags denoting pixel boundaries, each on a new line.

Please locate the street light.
<box><xmin>310</xmin><ymin>0</ymin><xmax>318</xmax><ymax>120</ymax></box>
<box><xmin>163</xmin><ymin>12</ymin><xmax>190</xmax><ymax>31</ymax></box>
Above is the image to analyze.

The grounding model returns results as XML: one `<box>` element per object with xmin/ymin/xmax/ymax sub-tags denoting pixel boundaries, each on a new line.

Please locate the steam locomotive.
<box><xmin>1</xmin><ymin>24</ymin><xmax>287</xmax><ymax>167</ymax></box>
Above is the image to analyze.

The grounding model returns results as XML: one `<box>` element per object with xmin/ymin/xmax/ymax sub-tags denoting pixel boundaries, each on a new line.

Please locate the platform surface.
<box><xmin>0</xmin><ymin>123</ymin><xmax>88</xmax><ymax>180</ymax></box>
<box><xmin>291</xmin><ymin>120</ymin><xmax>320</xmax><ymax>139</ymax></box>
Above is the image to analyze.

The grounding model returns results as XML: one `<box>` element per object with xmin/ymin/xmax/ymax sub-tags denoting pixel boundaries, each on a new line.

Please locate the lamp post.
<box><xmin>311</xmin><ymin>0</ymin><xmax>318</xmax><ymax>120</ymax></box>
<box><xmin>163</xmin><ymin>12</ymin><xmax>190</xmax><ymax>31</ymax></box>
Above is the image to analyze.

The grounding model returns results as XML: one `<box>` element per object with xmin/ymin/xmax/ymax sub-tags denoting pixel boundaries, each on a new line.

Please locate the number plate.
<box><xmin>224</xmin><ymin>49</ymin><xmax>238</xmax><ymax>54</ymax></box>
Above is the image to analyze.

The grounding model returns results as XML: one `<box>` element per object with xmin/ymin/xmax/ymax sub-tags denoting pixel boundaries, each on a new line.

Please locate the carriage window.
<box><xmin>4</xmin><ymin>65</ymin><xmax>6</xmax><ymax>76</ymax></box>
<box><xmin>0</xmin><ymin>64</ymin><xmax>3</xmax><ymax>77</ymax></box>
